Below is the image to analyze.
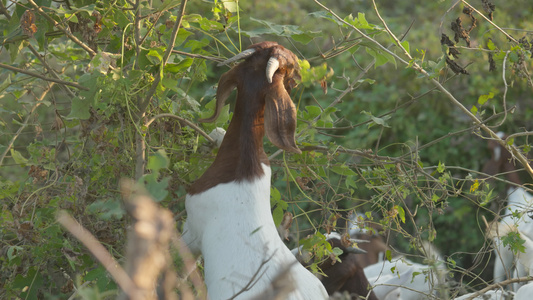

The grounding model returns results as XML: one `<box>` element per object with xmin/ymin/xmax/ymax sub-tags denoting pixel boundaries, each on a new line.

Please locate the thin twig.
<box><xmin>462</xmin><ymin>276</ymin><xmax>533</xmax><ymax>300</ymax></box>
<box><xmin>495</xmin><ymin>51</ymin><xmax>511</xmax><ymax>127</ymax></box>
<box><xmin>172</xmin><ymin>50</ymin><xmax>223</xmax><ymax>63</ymax></box>
<box><xmin>0</xmin><ymin>84</ymin><xmax>54</xmax><ymax>167</ymax></box>
<box><xmin>371</xmin><ymin>0</ymin><xmax>411</xmax><ymax>60</ymax></box>
<box><xmin>26</xmin><ymin>44</ymin><xmax>77</xmax><ymax>98</ymax></box>
<box><xmin>461</xmin><ymin>0</ymin><xmax>518</xmax><ymax>44</ymax></box>
<box><xmin>146</xmin><ymin>113</ymin><xmax>215</xmax><ymax>144</ymax></box>
<box><xmin>27</xmin><ymin>0</ymin><xmax>97</xmax><ymax>57</ymax></box>
<box><xmin>0</xmin><ymin>62</ymin><xmax>89</xmax><ymax>90</ymax></box>
<box><xmin>138</xmin><ymin>0</ymin><xmax>188</xmax><ymax>114</ymax></box>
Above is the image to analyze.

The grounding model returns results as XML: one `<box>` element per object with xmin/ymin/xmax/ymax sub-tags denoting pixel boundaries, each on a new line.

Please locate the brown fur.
<box><xmin>320</xmin><ymin>238</ymin><xmax>379</xmax><ymax>300</ymax></box>
<box><xmin>188</xmin><ymin>42</ymin><xmax>301</xmax><ymax>195</ymax></box>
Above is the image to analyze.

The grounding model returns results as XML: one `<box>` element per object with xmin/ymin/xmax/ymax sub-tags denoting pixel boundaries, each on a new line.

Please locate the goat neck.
<box><xmin>188</xmin><ymin>41</ymin><xmax>301</xmax><ymax>195</ymax></box>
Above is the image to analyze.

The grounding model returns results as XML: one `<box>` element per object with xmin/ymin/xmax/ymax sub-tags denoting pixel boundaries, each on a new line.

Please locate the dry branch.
<box><xmin>118</xmin><ymin>179</ymin><xmax>178</xmax><ymax>300</ymax></box>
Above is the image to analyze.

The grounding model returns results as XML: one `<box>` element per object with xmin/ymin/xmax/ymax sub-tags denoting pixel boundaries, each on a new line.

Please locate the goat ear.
<box><xmin>199</xmin><ymin>68</ymin><xmax>238</xmax><ymax>123</ymax></box>
<box><xmin>264</xmin><ymin>80</ymin><xmax>302</xmax><ymax>153</ymax></box>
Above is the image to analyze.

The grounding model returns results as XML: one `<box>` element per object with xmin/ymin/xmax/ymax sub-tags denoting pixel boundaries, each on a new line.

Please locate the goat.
<box><xmin>318</xmin><ymin>233</ymin><xmax>379</xmax><ymax>300</ymax></box>
<box><xmin>182</xmin><ymin>42</ymin><xmax>328</xmax><ymax>299</ymax></box>
<box><xmin>452</xmin><ymin>290</ymin><xmax>508</xmax><ymax>300</ymax></box>
<box><xmin>315</xmin><ymin>214</ymin><xmax>444</xmax><ymax>299</ymax></box>
<box><xmin>292</xmin><ymin>231</ymin><xmax>405</xmax><ymax>299</ymax></box>
<box><xmin>482</xmin><ymin>132</ymin><xmax>533</xmax><ymax>288</ymax></box>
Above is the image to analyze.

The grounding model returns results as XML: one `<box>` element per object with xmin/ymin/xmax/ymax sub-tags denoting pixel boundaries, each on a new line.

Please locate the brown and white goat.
<box><xmin>319</xmin><ymin>236</ymin><xmax>380</xmax><ymax>300</ymax></box>
<box><xmin>482</xmin><ymin>132</ymin><xmax>533</xmax><ymax>289</ymax></box>
<box><xmin>182</xmin><ymin>42</ymin><xmax>328</xmax><ymax>299</ymax></box>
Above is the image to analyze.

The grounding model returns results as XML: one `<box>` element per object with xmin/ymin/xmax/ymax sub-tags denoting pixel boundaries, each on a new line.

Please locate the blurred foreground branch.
<box><xmin>58</xmin><ymin>179</ymin><xmax>182</xmax><ymax>300</ymax></box>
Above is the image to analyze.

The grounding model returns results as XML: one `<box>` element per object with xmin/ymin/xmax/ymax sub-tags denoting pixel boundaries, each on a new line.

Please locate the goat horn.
<box><xmin>349</xmin><ymin>239</ymin><xmax>370</xmax><ymax>243</ymax></box>
<box><xmin>217</xmin><ymin>48</ymin><xmax>256</xmax><ymax>66</ymax></box>
<box><xmin>266</xmin><ymin>57</ymin><xmax>280</xmax><ymax>84</ymax></box>
<box><xmin>345</xmin><ymin>246</ymin><xmax>367</xmax><ymax>255</ymax></box>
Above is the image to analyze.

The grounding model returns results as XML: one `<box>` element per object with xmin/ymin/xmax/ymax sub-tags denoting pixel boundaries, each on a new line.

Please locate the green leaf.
<box><xmin>7</xmin><ymin>246</ymin><xmax>23</xmax><ymax>261</ymax></box>
<box><xmin>244</xmin><ymin>18</ymin><xmax>320</xmax><ymax>42</ymax></box>
<box><xmin>431</xmin><ymin>193</ymin><xmax>440</xmax><ymax>202</ymax></box>
<box><xmin>345</xmin><ymin>175</ymin><xmax>357</xmax><ymax>189</ymax></box>
<box><xmin>470</xmin><ymin>105</ymin><xmax>478</xmax><ymax>115</ymax></box>
<box><xmin>0</xmin><ymin>74</ymin><xmax>11</xmax><ymax>93</ymax></box>
<box><xmin>140</xmin><ymin>174</ymin><xmax>170</xmax><ymax>202</ymax></box>
<box><xmin>401</xmin><ymin>40</ymin><xmax>410</xmax><ymax>54</ymax></box>
<box><xmin>305</xmin><ymin>105</ymin><xmax>322</xmax><ymax>119</ymax></box>
<box><xmin>395</xmin><ymin>205</ymin><xmax>406</xmax><ymax>223</ymax></box>
<box><xmin>273</xmin><ymin>206</ymin><xmax>284</xmax><ymax>227</ymax></box>
<box><xmin>344</xmin><ymin>13</ymin><xmax>375</xmax><ymax>30</ymax></box>
<box><xmin>175</xmin><ymin>28</ymin><xmax>193</xmax><ymax>47</ymax></box>
<box><xmin>67</xmin><ymin>96</ymin><xmax>91</xmax><ymax>120</ymax></box>
<box><xmin>385</xmin><ymin>249</ymin><xmax>392</xmax><ymax>262</ymax></box>
<box><xmin>487</xmin><ymin>39</ymin><xmax>496</xmax><ymax>50</ymax></box>
<box><xmin>10</xmin><ymin>149</ymin><xmax>29</xmax><ymax>166</ymax></box>
<box><xmin>366</xmin><ymin>47</ymin><xmax>396</xmax><ymax>68</ymax></box>
<box><xmin>12</xmin><ymin>267</ymin><xmax>44</xmax><ymax>300</ymax></box>
<box><xmin>437</xmin><ymin>161</ymin><xmax>445</xmax><ymax>173</ymax></box>
<box><xmin>87</xmin><ymin>199</ymin><xmax>125</xmax><ymax>220</ymax></box>
<box><xmin>477</xmin><ymin>92</ymin><xmax>495</xmax><ymax>105</ymax></box>
<box><xmin>361</xmin><ymin>110</ymin><xmax>391</xmax><ymax>128</ymax></box>
<box><xmin>308</xmin><ymin>11</ymin><xmax>345</xmax><ymax>26</ymax></box>
<box><xmin>501</xmin><ymin>231</ymin><xmax>526</xmax><ymax>254</ymax></box>
<box><xmin>147</xmin><ymin>48</ymin><xmax>164</xmax><ymax>64</ymax></box>
<box><xmin>291</xmin><ymin>33</ymin><xmax>318</xmax><ymax>45</ymax></box>
<box><xmin>165</xmin><ymin>57</ymin><xmax>193</xmax><ymax>73</ymax></box>
<box><xmin>221</xmin><ymin>0</ymin><xmax>239</xmax><ymax>13</ymax></box>
<box><xmin>331</xmin><ymin>164</ymin><xmax>357</xmax><ymax>176</ymax></box>
<box><xmin>147</xmin><ymin>149</ymin><xmax>169</xmax><ymax>173</ymax></box>
<box><xmin>271</xmin><ymin>186</ymin><xmax>281</xmax><ymax>204</ymax></box>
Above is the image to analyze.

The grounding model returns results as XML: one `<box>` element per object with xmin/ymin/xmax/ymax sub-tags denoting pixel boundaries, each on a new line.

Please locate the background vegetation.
<box><xmin>1</xmin><ymin>0</ymin><xmax>532</xmax><ymax>298</ymax></box>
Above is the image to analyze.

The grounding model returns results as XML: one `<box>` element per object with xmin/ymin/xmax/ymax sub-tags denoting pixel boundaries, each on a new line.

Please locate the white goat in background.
<box><xmin>483</xmin><ymin>132</ymin><xmax>533</xmax><ymax>289</ymax></box>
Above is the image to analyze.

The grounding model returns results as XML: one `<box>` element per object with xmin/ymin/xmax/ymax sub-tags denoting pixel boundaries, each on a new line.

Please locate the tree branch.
<box><xmin>146</xmin><ymin>113</ymin><xmax>215</xmax><ymax>144</ymax></box>
<box><xmin>27</xmin><ymin>0</ymin><xmax>97</xmax><ymax>58</ymax></box>
<box><xmin>0</xmin><ymin>62</ymin><xmax>89</xmax><ymax>90</ymax></box>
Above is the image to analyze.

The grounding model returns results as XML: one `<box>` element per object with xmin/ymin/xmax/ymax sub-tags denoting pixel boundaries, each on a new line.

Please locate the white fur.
<box><xmin>367</xmin><ymin>269</ymin><xmax>412</xmax><ymax>300</ymax></box>
<box><xmin>453</xmin><ymin>289</ymin><xmax>507</xmax><ymax>300</ymax></box>
<box><xmin>208</xmin><ymin>127</ymin><xmax>226</xmax><ymax>147</ymax></box>
<box><xmin>183</xmin><ymin>164</ymin><xmax>328</xmax><ymax>300</ymax></box>
<box><xmin>364</xmin><ymin>257</ymin><xmax>444</xmax><ymax>300</ymax></box>
<box><xmin>516</xmin><ymin>281</ymin><xmax>533</xmax><ymax>300</ymax></box>
<box><xmin>493</xmin><ymin>186</ymin><xmax>533</xmax><ymax>288</ymax></box>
